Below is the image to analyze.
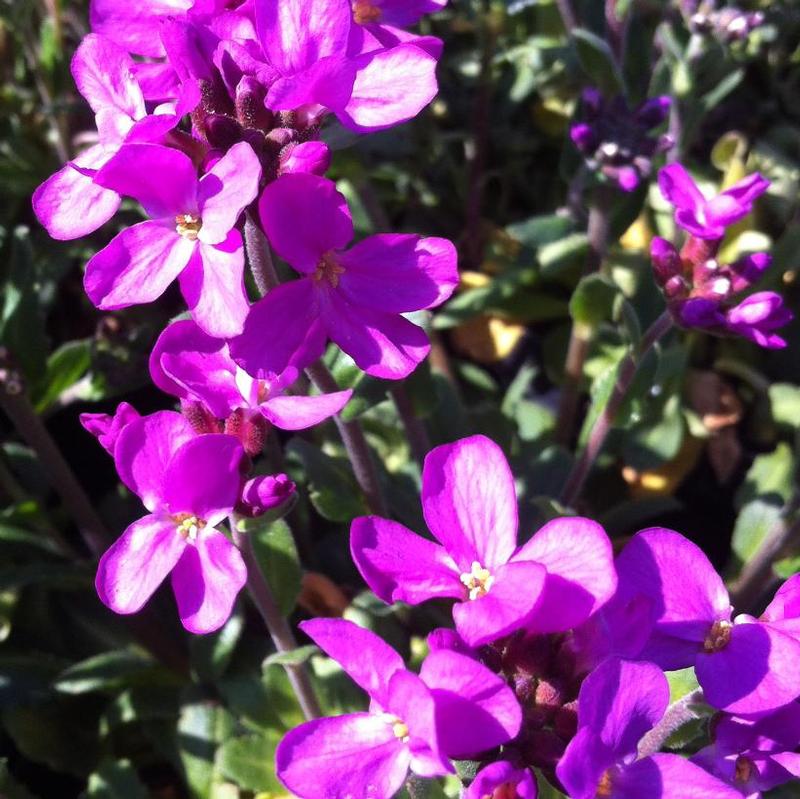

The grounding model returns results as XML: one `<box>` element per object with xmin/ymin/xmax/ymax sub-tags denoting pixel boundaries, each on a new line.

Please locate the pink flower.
<box><xmin>230</xmin><ymin>173</ymin><xmax>458</xmax><ymax>379</ymax></box>
<box><xmin>96</xmin><ymin>411</ymin><xmax>247</xmax><ymax>633</ymax></box>
<box><xmin>84</xmin><ymin>141</ymin><xmax>261</xmax><ymax>337</ymax></box>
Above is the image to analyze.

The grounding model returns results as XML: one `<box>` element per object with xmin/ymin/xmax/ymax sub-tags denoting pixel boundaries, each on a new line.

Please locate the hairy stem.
<box><xmin>555</xmin><ymin>0</ymin><xmax>579</xmax><ymax>31</ymax></box>
<box><xmin>244</xmin><ymin>211</ymin><xmax>280</xmax><ymax>293</ymax></box>
<box><xmin>305</xmin><ymin>361</ymin><xmax>389</xmax><ymax>517</ymax></box>
<box><xmin>638</xmin><ymin>689</ymin><xmax>705</xmax><ymax>757</ymax></box>
<box><xmin>559</xmin><ymin>311</ymin><xmax>674</xmax><ymax>508</ymax></box>
<box><xmin>244</xmin><ymin>213</ymin><xmax>388</xmax><ymax>516</ymax></box>
<box><xmin>729</xmin><ymin>495</ymin><xmax>800</xmax><ymax>613</ymax></box>
<box><xmin>232</xmin><ymin>521</ymin><xmax>321</xmax><ymax>721</ymax></box>
<box><xmin>390</xmin><ymin>384</ymin><xmax>431</xmax><ymax>468</ymax></box>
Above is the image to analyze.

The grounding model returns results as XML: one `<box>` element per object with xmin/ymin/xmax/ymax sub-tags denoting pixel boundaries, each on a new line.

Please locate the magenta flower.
<box><xmin>84</xmin><ymin>141</ymin><xmax>261</xmax><ymax>337</ymax></box>
<box><xmin>351</xmin><ymin>435</ymin><xmax>616</xmax><ymax>647</ymax></box>
<box><xmin>32</xmin><ymin>34</ymin><xmax>195</xmax><ymax>241</ymax></box>
<box><xmin>693</xmin><ymin>703</ymin><xmax>800</xmax><ymax>796</ymax></box>
<box><xmin>255</xmin><ymin>0</ymin><xmax>440</xmax><ymax>132</ymax></box>
<box><xmin>658</xmin><ymin>164</ymin><xmax>769</xmax><ymax>240</ymax></box>
<box><xmin>230</xmin><ymin>173</ymin><xmax>458</xmax><ymax>380</ymax></box>
<box><xmin>613</xmin><ymin>528</ymin><xmax>800</xmax><ymax>715</ymax></box>
<box><xmin>276</xmin><ymin>618</ymin><xmax>521</xmax><ymax>799</ymax></box>
<box><xmin>465</xmin><ymin>761</ymin><xmax>538</xmax><ymax>799</ymax></box>
<box><xmin>80</xmin><ymin>401</ymin><xmax>140</xmax><ymax>457</ymax></box>
<box><xmin>150</xmin><ymin>318</ymin><xmax>352</xmax><ymax>429</ymax></box>
<box><xmin>556</xmin><ymin>658</ymin><xmax>741</xmax><ymax>799</ymax></box>
<box><xmin>650</xmin><ymin>238</ymin><xmax>793</xmax><ymax>349</ymax></box>
<box><xmin>96</xmin><ymin>410</ymin><xmax>247</xmax><ymax>633</ymax></box>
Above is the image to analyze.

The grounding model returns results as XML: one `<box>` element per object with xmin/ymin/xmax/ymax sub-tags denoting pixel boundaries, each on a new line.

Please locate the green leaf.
<box><xmin>286</xmin><ymin>438</ymin><xmax>367</xmax><ymax>522</ymax></box>
<box><xmin>622</xmin><ymin>394</ymin><xmax>685</xmax><ymax>472</ymax></box>
<box><xmin>572</xmin><ymin>28</ymin><xmax>625</xmax><ymax>96</ymax></box>
<box><xmin>569</xmin><ymin>274</ymin><xmax>619</xmax><ymax>330</ymax></box>
<box><xmin>263</xmin><ymin>645</ymin><xmax>319</xmax><ymax>668</ymax></box>
<box><xmin>732</xmin><ymin>499</ymin><xmax>783</xmax><ymax>564</ymax></box>
<box><xmin>537</xmin><ymin>776</ymin><xmax>568</xmax><ymax>799</ymax></box>
<box><xmin>83</xmin><ymin>760</ymin><xmax>147</xmax><ymax>799</ymax></box>
<box><xmin>190</xmin><ymin>609</ymin><xmax>244</xmax><ymax>684</ymax></box>
<box><xmin>177</xmin><ymin>702</ymin><xmax>234</xmax><ymax>799</ymax></box>
<box><xmin>249</xmin><ymin>518</ymin><xmax>302</xmax><ymax>616</ymax></box>
<box><xmin>769</xmin><ymin>383</ymin><xmax>800</xmax><ymax>429</ymax></box>
<box><xmin>0</xmin><ymin>759</ymin><xmax>39</xmax><ymax>799</ymax></box>
<box><xmin>218</xmin><ymin>732</ymin><xmax>283</xmax><ymax>793</ymax></box>
<box><xmin>53</xmin><ymin>651</ymin><xmax>155</xmax><ymax>695</ymax></box>
<box><xmin>735</xmin><ymin>443</ymin><xmax>795</xmax><ymax>510</ymax></box>
<box><xmin>32</xmin><ymin>339</ymin><xmax>92</xmax><ymax>413</ymax></box>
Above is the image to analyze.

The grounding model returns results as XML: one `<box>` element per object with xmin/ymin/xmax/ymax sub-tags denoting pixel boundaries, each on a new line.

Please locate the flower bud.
<box><xmin>650</xmin><ymin>237</ymin><xmax>682</xmax><ymax>287</ymax></box>
<box><xmin>238</xmin><ymin>473</ymin><xmax>297</xmax><ymax>518</ymax></box>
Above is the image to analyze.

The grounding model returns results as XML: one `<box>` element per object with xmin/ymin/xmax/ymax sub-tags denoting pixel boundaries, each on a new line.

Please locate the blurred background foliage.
<box><xmin>2</xmin><ymin>0</ymin><xmax>800</xmax><ymax>796</ymax></box>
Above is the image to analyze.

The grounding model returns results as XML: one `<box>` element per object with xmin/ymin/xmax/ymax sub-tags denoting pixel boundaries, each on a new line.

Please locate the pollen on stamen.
<box><xmin>460</xmin><ymin>561</ymin><xmax>494</xmax><ymax>600</ymax></box>
<box><xmin>382</xmin><ymin>714</ymin><xmax>409</xmax><ymax>743</ymax></box>
<box><xmin>703</xmin><ymin>619</ymin><xmax>733</xmax><ymax>653</ymax></box>
<box><xmin>173</xmin><ymin>512</ymin><xmax>207</xmax><ymax>541</ymax></box>
<box><xmin>176</xmin><ymin>213</ymin><xmax>202</xmax><ymax>241</ymax></box>
<box><xmin>734</xmin><ymin>755</ymin><xmax>753</xmax><ymax>784</ymax></box>
<box><xmin>314</xmin><ymin>251</ymin><xmax>346</xmax><ymax>288</ymax></box>
<box><xmin>596</xmin><ymin>770</ymin><xmax>614</xmax><ymax>797</ymax></box>
<box><xmin>352</xmin><ymin>0</ymin><xmax>382</xmax><ymax>24</ymax></box>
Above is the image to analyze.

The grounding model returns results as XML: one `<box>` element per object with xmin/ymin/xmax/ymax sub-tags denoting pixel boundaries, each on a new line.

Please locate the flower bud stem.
<box><xmin>232</xmin><ymin>520</ymin><xmax>321</xmax><ymax>721</ymax></box>
<box><xmin>559</xmin><ymin>311</ymin><xmax>674</xmax><ymax>508</ymax></box>
<box><xmin>637</xmin><ymin>688</ymin><xmax>705</xmax><ymax>758</ymax></box>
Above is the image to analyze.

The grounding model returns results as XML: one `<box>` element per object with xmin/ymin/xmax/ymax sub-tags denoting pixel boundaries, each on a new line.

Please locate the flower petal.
<box><xmin>96</xmin><ymin>514</ymin><xmax>185</xmax><ymax>614</ymax></box>
<box><xmin>197</xmin><ymin>142</ymin><xmax>262</xmax><ymax>245</ymax></box>
<box><xmin>338</xmin><ymin>44</ymin><xmax>438</xmax><ymax>132</ymax></box>
<box><xmin>181</xmin><ymin>235</ymin><xmax>249</xmax><ymax>338</ymax></box>
<box><xmin>614</xmin><ymin>754</ymin><xmax>743</xmax><ymax>799</ymax></box>
<box><xmin>259</xmin><ymin>173</ymin><xmax>353</xmax><ymax>273</ymax></box>
<box><xmin>466</xmin><ymin>761</ymin><xmax>538</xmax><ymax>799</ymax></box>
<box><xmin>276</xmin><ymin>713</ymin><xmax>409</xmax><ymax>799</ymax></box>
<box><xmin>420</xmin><ymin>650</ymin><xmax>521</xmax><ymax>757</ymax></box>
<box><xmin>114</xmin><ymin>411</ymin><xmax>194</xmax><ymax>511</ymax></box>
<box><xmin>94</xmin><ymin>143</ymin><xmax>198</xmax><ymax>218</ymax></box>
<box><xmin>696</xmin><ymin>621</ymin><xmax>800</xmax><ymax>715</ymax></box>
<box><xmin>338</xmin><ymin>234</ymin><xmax>458</xmax><ymax>313</ymax></box>
<box><xmin>421</xmin><ymin>435</ymin><xmax>518</xmax><ymax>570</ymax></box>
<box><xmin>84</xmin><ymin>220</ymin><xmax>195</xmax><ymax>310</ymax></box>
<box><xmin>33</xmin><ymin>146</ymin><xmax>121</xmax><ymax>240</ymax></box>
<box><xmin>576</xmin><ymin>658</ymin><xmax>669</xmax><ymax>758</ymax></box>
<box><xmin>512</xmin><ymin>516</ymin><xmax>616</xmax><ymax>633</ymax></box>
<box><xmin>260</xmin><ymin>390</ymin><xmax>352</xmax><ymax>430</ymax></box>
<box><xmin>452</xmin><ymin>560</ymin><xmax>546</xmax><ymax>647</ymax></box>
<box><xmin>229</xmin><ymin>279</ymin><xmax>326</xmax><ymax>379</ymax></box>
<box><xmin>171</xmin><ymin>527</ymin><xmax>247</xmax><ymax>634</ymax></box>
<box><xmin>255</xmin><ymin>0</ymin><xmax>351</xmax><ymax>75</ymax></box>
<box><xmin>556</xmin><ymin>727</ymin><xmax>614</xmax><ymax>799</ymax></box>
<box><xmin>300</xmin><ymin>617</ymin><xmax>405</xmax><ymax>706</ymax></box>
<box><xmin>658</xmin><ymin>163</ymin><xmax>705</xmax><ymax>214</ymax></box>
<box><xmin>150</xmin><ymin>319</ymin><xmax>241</xmax><ymax>418</ymax></box>
<box><xmin>161</xmin><ymin>434</ymin><xmax>244</xmax><ymax>523</ymax></box>
<box><xmin>351</xmin><ymin>516</ymin><xmax>464</xmax><ymax>605</ymax></box>
<box><xmin>322</xmin><ymin>289</ymin><xmax>430</xmax><ymax>379</ymax></box>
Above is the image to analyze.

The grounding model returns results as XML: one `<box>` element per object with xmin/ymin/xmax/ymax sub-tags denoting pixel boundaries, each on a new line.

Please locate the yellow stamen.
<box><xmin>734</xmin><ymin>755</ymin><xmax>753</xmax><ymax>784</ymax></box>
<box><xmin>173</xmin><ymin>513</ymin><xmax>206</xmax><ymax>541</ymax></box>
<box><xmin>597</xmin><ymin>770</ymin><xmax>614</xmax><ymax>797</ymax></box>
<box><xmin>313</xmin><ymin>251</ymin><xmax>346</xmax><ymax>288</ymax></box>
<box><xmin>460</xmin><ymin>561</ymin><xmax>494</xmax><ymax>600</ymax></box>
<box><xmin>176</xmin><ymin>213</ymin><xmax>202</xmax><ymax>241</ymax></box>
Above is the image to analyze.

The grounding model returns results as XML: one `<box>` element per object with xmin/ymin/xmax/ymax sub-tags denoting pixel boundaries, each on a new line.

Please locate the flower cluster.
<box><xmin>35</xmin><ymin>0</ymin><xmax>457</xmax><ymax>632</ymax></box>
<box><xmin>277</xmin><ymin>436</ymin><xmax>800</xmax><ymax>798</ymax></box>
<box><xmin>570</xmin><ymin>89</ymin><xmax>673</xmax><ymax>192</ymax></box>
<box><xmin>681</xmin><ymin>1</ymin><xmax>765</xmax><ymax>43</ymax></box>
<box><xmin>651</xmin><ymin>163</ymin><xmax>793</xmax><ymax>348</ymax></box>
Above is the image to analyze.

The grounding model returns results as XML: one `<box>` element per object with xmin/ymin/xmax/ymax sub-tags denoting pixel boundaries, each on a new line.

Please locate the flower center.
<box><xmin>460</xmin><ymin>561</ymin><xmax>494</xmax><ymax>600</ymax></box>
<box><xmin>703</xmin><ymin>619</ymin><xmax>733</xmax><ymax>653</ymax></box>
<box><xmin>484</xmin><ymin>783</ymin><xmax>518</xmax><ymax>799</ymax></box>
<box><xmin>173</xmin><ymin>513</ymin><xmax>206</xmax><ymax>541</ymax></box>
<box><xmin>734</xmin><ymin>755</ymin><xmax>753</xmax><ymax>784</ymax></box>
<box><xmin>352</xmin><ymin>0</ymin><xmax>382</xmax><ymax>24</ymax></box>
<box><xmin>596</xmin><ymin>770</ymin><xmax>614</xmax><ymax>798</ymax></box>
<box><xmin>382</xmin><ymin>714</ymin><xmax>409</xmax><ymax>742</ymax></box>
<box><xmin>175</xmin><ymin>214</ymin><xmax>202</xmax><ymax>241</ymax></box>
<box><xmin>314</xmin><ymin>251</ymin><xmax>345</xmax><ymax>288</ymax></box>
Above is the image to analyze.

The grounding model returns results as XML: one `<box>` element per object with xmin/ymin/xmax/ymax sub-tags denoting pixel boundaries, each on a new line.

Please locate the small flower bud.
<box><xmin>238</xmin><ymin>473</ymin><xmax>297</xmax><ymax>518</ymax></box>
<box><xmin>651</xmin><ymin>237</ymin><xmax>682</xmax><ymax>286</ymax></box>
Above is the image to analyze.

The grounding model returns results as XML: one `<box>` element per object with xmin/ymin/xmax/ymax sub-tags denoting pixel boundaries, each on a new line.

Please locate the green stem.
<box><xmin>559</xmin><ymin>311</ymin><xmax>674</xmax><ymax>508</ymax></box>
